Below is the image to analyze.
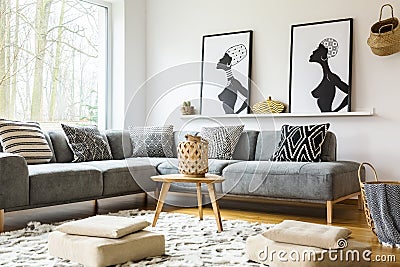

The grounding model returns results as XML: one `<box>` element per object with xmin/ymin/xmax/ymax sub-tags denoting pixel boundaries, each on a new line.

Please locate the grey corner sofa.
<box><xmin>0</xmin><ymin>129</ymin><xmax>362</xmax><ymax>231</ymax></box>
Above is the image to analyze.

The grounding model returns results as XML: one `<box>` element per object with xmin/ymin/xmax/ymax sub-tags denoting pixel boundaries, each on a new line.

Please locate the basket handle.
<box><xmin>379</xmin><ymin>4</ymin><xmax>394</xmax><ymax>22</ymax></box>
<box><xmin>358</xmin><ymin>162</ymin><xmax>378</xmax><ymax>184</ymax></box>
<box><xmin>379</xmin><ymin>23</ymin><xmax>394</xmax><ymax>33</ymax></box>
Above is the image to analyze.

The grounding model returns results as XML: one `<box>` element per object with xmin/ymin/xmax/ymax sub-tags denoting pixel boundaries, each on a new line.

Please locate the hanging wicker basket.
<box><xmin>177</xmin><ymin>134</ymin><xmax>208</xmax><ymax>177</ymax></box>
<box><xmin>367</xmin><ymin>4</ymin><xmax>400</xmax><ymax>56</ymax></box>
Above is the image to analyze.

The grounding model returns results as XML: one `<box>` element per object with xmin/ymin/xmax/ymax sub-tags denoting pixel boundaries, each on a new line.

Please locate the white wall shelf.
<box><xmin>180</xmin><ymin>109</ymin><xmax>374</xmax><ymax>119</ymax></box>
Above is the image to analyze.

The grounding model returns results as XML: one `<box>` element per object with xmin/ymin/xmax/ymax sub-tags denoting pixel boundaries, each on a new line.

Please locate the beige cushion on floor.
<box><xmin>56</xmin><ymin>215</ymin><xmax>150</xmax><ymax>238</ymax></box>
<box><xmin>246</xmin><ymin>234</ymin><xmax>370</xmax><ymax>267</ymax></box>
<box><xmin>48</xmin><ymin>230</ymin><xmax>165</xmax><ymax>267</ymax></box>
<box><xmin>262</xmin><ymin>220</ymin><xmax>352</xmax><ymax>249</ymax></box>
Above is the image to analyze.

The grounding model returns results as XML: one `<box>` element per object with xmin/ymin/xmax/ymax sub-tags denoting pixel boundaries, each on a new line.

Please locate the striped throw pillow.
<box><xmin>0</xmin><ymin>119</ymin><xmax>53</xmax><ymax>164</ymax></box>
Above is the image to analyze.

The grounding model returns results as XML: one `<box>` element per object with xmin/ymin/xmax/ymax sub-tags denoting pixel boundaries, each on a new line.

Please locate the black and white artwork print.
<box><xmin>289</xmin><ymin>19</ymin><xmax>353</xmax><ymax>113</ymax></box>
<box><xmin>200</xmin><ymin>30</ymin><xmax>252</xmax><ymax>115</ymax></box>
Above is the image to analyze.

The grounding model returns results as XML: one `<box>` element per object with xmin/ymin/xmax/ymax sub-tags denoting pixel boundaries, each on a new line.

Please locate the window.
<box><xmin>0</xmin><ymin>0</ymin><xmax>110</xmax><ymax>129</ymax></box>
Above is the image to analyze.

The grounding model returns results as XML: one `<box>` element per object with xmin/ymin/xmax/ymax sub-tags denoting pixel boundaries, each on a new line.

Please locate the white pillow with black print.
<box><xmin>128</xmin><ymin>125</ymin><xmax>174</xmax><ymax>158</ymax></box>
<box><xmin>61</xmin><ymin>124</ymin><xmax>113</xmax><ymax>162</ymax></box>
<box><xmin>200</xmin><ymin>125</ymin><xmax>244</xmax><ymax>160</ymax></box>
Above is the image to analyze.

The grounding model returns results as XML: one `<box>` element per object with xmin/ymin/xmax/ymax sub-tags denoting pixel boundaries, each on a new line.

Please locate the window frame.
<box><xmin>81</xmin><ymin>0</ymin><xmax>113</xmax><ymax>130</ymax></box>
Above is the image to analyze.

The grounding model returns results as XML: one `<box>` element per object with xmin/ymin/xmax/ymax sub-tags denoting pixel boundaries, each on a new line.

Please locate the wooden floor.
<box><xmin>3</xmin><ymin>193</ymin><xmax>400</xmax><ymax>266</ymax></box>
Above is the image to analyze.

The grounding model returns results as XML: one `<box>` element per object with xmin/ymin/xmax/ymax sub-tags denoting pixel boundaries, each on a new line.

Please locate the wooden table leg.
<box><xmin>152</xmin><ymin>182</ymin><xmax>171</xmax><ymax>227</ymax></box>
<box><xmin>327</xmin><ymin>201</ymin><xmax>333</xmax><ymax>224</ymax></box>
<box><xmin>0</xmin><ymin>209</ymin><xmax>4</xmax><ymax>232</ymax></box>
<box><xmin>357</xmin><ymin>193</ymin><xmax>363</xmax><ymax>210</ymax></box>
<box><xmin>93</xmin><ymin>199</ymin><xmax>98</xmax><ymax>215</ymax></box>
<box><xmin>196</xmin><ymin>183</ymin><xmax>203</xmax><ymax>220</ymax></box>
<box><xmin>207</xmin><ymin>183</ymin><xmax>223</xmax><ymax>232</ymax></box>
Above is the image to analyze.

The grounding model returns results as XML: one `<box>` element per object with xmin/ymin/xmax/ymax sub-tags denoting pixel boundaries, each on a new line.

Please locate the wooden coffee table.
<box><xmin>151</xmin><ymin>174</ymin><xmax>225</xmax><ymax>232</ymax></box>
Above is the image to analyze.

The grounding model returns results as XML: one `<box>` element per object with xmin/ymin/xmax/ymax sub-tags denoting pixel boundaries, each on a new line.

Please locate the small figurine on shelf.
<box><xmin>181</xmin><ymin>101</ymin><xmax>195</xmax><ymax>115</ymax></box>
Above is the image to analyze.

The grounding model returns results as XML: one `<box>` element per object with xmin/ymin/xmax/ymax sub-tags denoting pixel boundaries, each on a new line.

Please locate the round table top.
<box><xmin>150</xmin><ymin>173</ymin><xmax>224</xmax><ymax>183</ymax></box>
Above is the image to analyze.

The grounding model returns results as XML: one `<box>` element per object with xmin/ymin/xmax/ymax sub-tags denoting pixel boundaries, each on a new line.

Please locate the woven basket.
<box><xmin>358</xmin><ymin>163</ymin><xmax>377</xmax><ymax>235</ymax></box>
<box><xmin>358</xmin><ymin>162</ymin><xmax>400</xmax><ymax>236</ymax></box>
<box><xmin>177</xmin><ymin>135</ymin><xmax>208</xmax><ymax>177</ymax></box>
<box><xmin>367</xmin><ymin>4</ymin><xmax>400</xmax><ymax>56</ymax></box>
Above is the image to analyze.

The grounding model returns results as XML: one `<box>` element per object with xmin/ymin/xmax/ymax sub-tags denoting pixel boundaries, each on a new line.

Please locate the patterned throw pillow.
<box><xmin>200</xmin><ymin>125</ymin><xmax>244</xmax><ymax>160</ymax></box>
<box><xmin>128</xmin><ymin>125</ymin><xmax>174</xmax><ymax>158</ymax></box>
<box><xmin>61</xmin><ymin>124</ymin><xmax>113</xmax><ymax>162</ymax></box>
<box><xmin>0</xmin><ymin>119</ymin><xmax>53</xmax><ymax>164</ymax></box>
<box><xmin>271</xmin><ymin>123</ymin><xmax>330</xmax><ymax>162</ymax></box>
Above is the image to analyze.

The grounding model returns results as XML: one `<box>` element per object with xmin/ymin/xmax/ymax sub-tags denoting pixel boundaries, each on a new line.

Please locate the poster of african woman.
<box><xmin>289</xmin><ymin>19</ymin><xmax>353</xmax><ymax>113</ymax></box>
<box><xmin>200</xmin><ymin>30</ymin><xmax>252</xmax><ymax>115</ymax></box>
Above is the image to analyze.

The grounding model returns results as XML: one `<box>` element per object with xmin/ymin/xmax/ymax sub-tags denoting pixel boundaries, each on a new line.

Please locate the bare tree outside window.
<box><xmin>0</xmin><ymin>0</ymin><xmax>107</xmax><ymax>128</ymax></box>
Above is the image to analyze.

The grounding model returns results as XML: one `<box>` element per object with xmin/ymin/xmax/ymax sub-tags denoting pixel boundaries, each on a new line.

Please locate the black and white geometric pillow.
<box><xmin>271</xmin><ymin>123</ymin><xmax>330</xmax><ymax>162</ymax></box>
<box><xmin>200</xmin><ymin>125</ymin><xmax>244</xmax><ymax>160</ymax></box>
<box><xmin>128</xmin><ymin>125</ymin><xmax>174</xmax><ymax>158</ymax></box>
<box><xmin>0</xmin><ymin>119</ymin><xmax>53</xmax><ymax>164</ymax></box>
<box><xmin>61</xmin><ymin>124</ymin><xmax>113</xmax><ymax>162</ymax></box>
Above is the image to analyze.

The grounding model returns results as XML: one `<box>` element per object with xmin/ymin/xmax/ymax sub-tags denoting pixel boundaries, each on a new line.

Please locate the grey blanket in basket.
<box><xmin>365</xmin><ymin>183</ymin><xmax>400</xmax><ymax>247</ymax></box>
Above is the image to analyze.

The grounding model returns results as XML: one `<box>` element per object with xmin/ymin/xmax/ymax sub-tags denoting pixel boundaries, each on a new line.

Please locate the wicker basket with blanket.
<box><xmin>358</xmin><ymin>162</ymin><xmax>400</xmax><ymax>248</ymax></box>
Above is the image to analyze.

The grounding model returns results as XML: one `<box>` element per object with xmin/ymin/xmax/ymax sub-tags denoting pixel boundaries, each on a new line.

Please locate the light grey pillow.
<box><xmin>200</xmin><ymin>125</ymin><xmax>244</xmax><ymax>160</ymax></box>
<box><xmin>61</xmin><ymin>124</ymin><xmax>113</xmax><ymax>162</ymax></box>
<box><xmin>262</xmin><ymin>220</ymin><xmax>351</xmax><ymax>249</ymax></box>
<box><xmin>56</xmin><ymin>215</ymin><xmax>150</xmax><ymax>239</ymax></box>
<box><xmin>128</xmin><ymin>125</ymin><xmax>174</xmax><ymax>158</ymax></box>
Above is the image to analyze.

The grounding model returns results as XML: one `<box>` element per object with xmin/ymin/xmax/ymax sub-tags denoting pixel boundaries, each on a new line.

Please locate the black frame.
<box><xmin>200</xmin><ymin>30</ymin><xmax>253</xmax><ymax>115</ymax></box>
<box><xmin>289</xmin><ymin>18</ymin><xmax>353</xmax><ymax>113</ymax></box>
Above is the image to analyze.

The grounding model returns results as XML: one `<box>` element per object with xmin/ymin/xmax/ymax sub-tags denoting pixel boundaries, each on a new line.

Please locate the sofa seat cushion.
<box><xmin>222</xmin><ymin>161</ymin><xmax>360</xmax><ymax>201</ymax></box>
<box><xmin>83</xmin><ymin>158</ymin><xmax>159</xmax><ymax>196</ymax></box>
<box><xmin>156</xmin><ymin>158</ymin><xmax>240</xmax><ymax>193</ymax></box>
<box><xmin>28</xmin><ymin>163</ymin><xmax>103</xmax><ymax>205</ymax></box>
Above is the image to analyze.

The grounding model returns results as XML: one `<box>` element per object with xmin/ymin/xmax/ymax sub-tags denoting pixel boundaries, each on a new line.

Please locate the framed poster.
<box><xmin>289</xmin><ymin>18</ymin><xmax>353</xmax><ymax>113</ymax></box>
<box><xmin>200</xmin><ymin>30</ymin><xmax>253</xmax><ymax>115</ymax></box>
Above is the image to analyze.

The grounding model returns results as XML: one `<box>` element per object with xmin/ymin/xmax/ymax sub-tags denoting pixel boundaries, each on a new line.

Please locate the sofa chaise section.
<box><xmin>222</xmin><ymin>131</ymin><xmax>361</xmax><ymax>223</ymax></box>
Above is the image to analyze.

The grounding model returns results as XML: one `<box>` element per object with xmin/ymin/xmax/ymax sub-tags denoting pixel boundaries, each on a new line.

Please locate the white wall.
<box><xmin>144</xmin><ymin>0</ymin><xmax>400</xmax><ymax>180</ymax></box>
<box><xmin>110</xmin><ymin>0</ymin><xmax>147</xmax><ymax>128</ymax></box>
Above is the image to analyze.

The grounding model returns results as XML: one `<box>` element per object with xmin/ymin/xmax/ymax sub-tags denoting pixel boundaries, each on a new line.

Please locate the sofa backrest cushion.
<box><xmin>105</xmin><ymin>130</ymin><xmax>132</xmax><ymax>160</ymax></box>
<box><xmin>48</xmin><ymin>131</ymin><xmax>74</xmax><ymax>163</ymax></box>
<box><xmin>44</xmin><ymin>132</ymin><xmax>56</xmax><ymax>163</ymax></box>
<box><xmin>254</xmin><ymin>131</ymin><xmax>281</xmax><ymax>161</ymax></box>
<box><xmin>320</xmin><ymin>132</ymin><xmax>336</xmax><ymax>162</ymax></box>
<box><xmin>255</xmin><ymin>130</ymin><xmax>337</xmax><ymax>161</ymax></box>
<box><xmin>232</xmin><ymin>131</ymin><xmax>259</xmax><ymax>160</ymax></box>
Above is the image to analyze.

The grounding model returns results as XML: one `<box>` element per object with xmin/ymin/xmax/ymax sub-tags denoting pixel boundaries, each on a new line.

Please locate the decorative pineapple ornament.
<box><xmin>252</xmin><ymin>96</ymin><xmax>285</xmax><ymax>114</ymax></box>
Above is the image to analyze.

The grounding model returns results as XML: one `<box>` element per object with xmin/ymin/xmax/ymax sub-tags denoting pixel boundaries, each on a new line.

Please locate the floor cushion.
<box><xmin>49</xmin><ymin>230</ymin><xmax>165</xmax><ymax>267</ymax></box>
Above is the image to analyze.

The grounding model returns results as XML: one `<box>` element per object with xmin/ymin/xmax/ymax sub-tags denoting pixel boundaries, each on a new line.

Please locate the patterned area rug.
<box><xmin>0</xmin><ymin>209</ymin><xmax>272</xmax><ymax>266</ymax></box>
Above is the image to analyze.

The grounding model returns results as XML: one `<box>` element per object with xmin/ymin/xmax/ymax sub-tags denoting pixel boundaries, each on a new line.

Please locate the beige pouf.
<box><xmin>246</xmin><ymin>234</ymin><xmax>371</xmax><ymax>267</ymax></box>
<box><xmin>49</xmin><ymin>230</ymin><xmax>165</xmax><ymax>267</ymax></box>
